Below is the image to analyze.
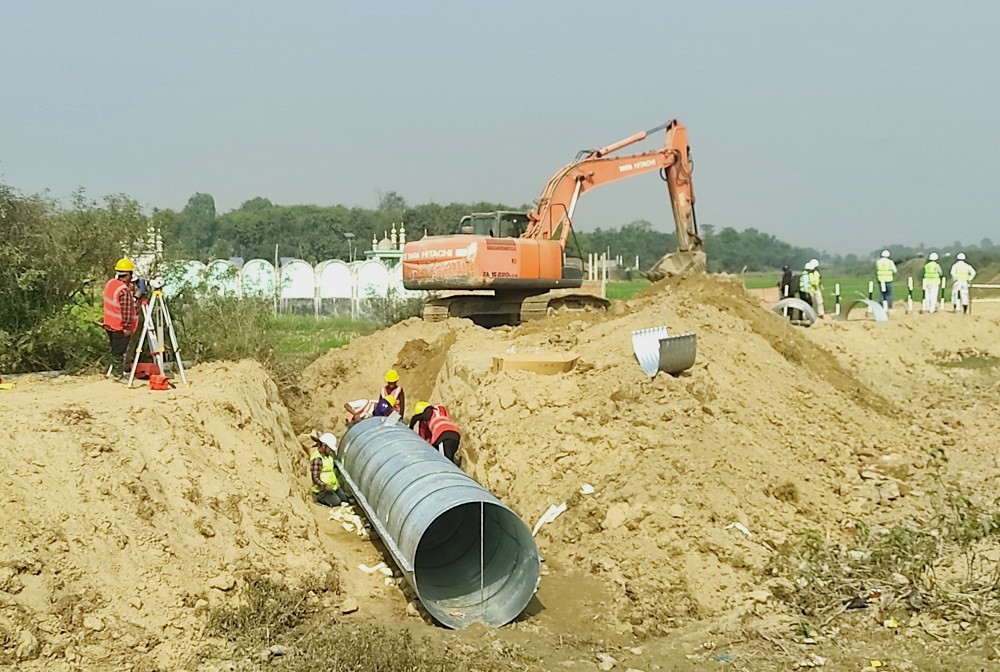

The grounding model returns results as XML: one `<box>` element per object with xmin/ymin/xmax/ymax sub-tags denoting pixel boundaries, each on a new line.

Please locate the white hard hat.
<box><xmin>810</xmin><ymin>258</ymin><xmax>819</xmax><ymax>267</ymax></box>
<box><xmin>319</xmin><ymin>432</ymin><xmax>337</xmax><ymax>451</ymax></box>
<box><xmin>957</xmin><ymin>252</ymin><xmax>966</xmax><ymax>260</ymax></box>
<box><xmin>881</xmin><ymin>250</ymin><xmax>890</xmax><ymax>258</ymax></box>
<box><xmin>929</xmin><ymin>252</ymin><xmax>939</xmax><ymax>261</ymax></box>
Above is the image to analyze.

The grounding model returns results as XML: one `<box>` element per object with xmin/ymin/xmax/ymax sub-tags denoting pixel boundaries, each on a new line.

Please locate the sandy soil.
<box><xmin>3</xmin><ymin>278</ymin><xmax>999</xmax><ymax>671</ymax></box>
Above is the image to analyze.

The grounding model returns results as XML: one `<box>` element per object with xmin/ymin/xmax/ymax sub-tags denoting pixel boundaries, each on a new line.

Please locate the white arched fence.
<box><xmin>162</xmin><ymin>258</ymin><xmax>422</xmax><ymax>318</ymax></box>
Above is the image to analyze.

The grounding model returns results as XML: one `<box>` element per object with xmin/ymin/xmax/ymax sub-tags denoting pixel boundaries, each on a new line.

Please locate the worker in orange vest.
<box><xmin>379</xmin><ymin>370</ymin><xmax>404</xmax><ymax>416</ymax></box>
<box><xmin>103</xmin><ymin>258</ymin><xmax>140</xmax><ymax>381</ymax></box>
<box><xmin>409</xmin><ymin>401</ymin><xmax>461</xmax><ymax>464</ymax></box>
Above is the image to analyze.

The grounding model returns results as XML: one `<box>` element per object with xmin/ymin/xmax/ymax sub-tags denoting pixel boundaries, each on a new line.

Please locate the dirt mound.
<box><xmin>297</xmin><ymin>275</ymin><xmax>966</xmax><ymax>640</ymax></box>
<box><xmin>0</xmin><ymin>361</ymin><xmax>330</xmax><ymax>670</ymax></box>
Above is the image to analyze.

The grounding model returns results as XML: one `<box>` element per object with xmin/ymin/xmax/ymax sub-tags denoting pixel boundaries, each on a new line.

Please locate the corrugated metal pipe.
<box><xmin>336</xmin><ymin>417</ymin><xmax>540</xmax><ymax>629</ymax></box>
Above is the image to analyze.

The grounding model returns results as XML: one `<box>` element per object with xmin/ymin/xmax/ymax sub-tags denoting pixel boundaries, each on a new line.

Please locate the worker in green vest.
<box><xmin>922</xmin><ymin>252</ymin><xmax>944</xmax><ymax>313</ymax></box>
<box><xmin>875</xmin><ymin>250</ymin><xmax>898</xmax><ymax>309</ymax></box>
<box><xmin>308</xmin><ymin>431</ymin><xmax>348</xmax><ymax>507</ymax></box>
<box><xmin>949</xmin><ymin>253</ymin><xmax>977</xmax><ymax>314</ymax></box>
<box><xmin>807</xmin><ymin>258</ymin><xmax>825</xmax><ymax>318</ymax></box>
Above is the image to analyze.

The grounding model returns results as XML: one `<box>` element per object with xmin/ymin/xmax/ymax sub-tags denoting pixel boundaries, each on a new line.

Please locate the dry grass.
<box><xmin>770</xmin><ymin>449</ymin><xmax>1000</xmax><ymax>630</ymax></box>
<box><xmin>202</xmin><ymin>573</ymin><xmax>520</xmax><ymax>672</ymax></box>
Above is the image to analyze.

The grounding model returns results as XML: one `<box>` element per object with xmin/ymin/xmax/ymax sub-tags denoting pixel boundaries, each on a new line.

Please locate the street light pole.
<box><xmin>343</xmin><ymin>232</ymin><xmax>356</xmax><ymax>263</ymax></box>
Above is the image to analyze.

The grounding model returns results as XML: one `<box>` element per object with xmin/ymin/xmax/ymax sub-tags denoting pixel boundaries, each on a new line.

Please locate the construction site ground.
<box><xmin>2</xmin><ymin>276</ymin><xmax>1000</xmax><ymax>671</ymax></box>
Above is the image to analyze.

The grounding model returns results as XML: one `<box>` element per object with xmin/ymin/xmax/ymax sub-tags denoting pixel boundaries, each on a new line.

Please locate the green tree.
<box><xmin>0</xmin><ymin>185</ymin><xmax>148</xmax><ymax>372</ymax></box>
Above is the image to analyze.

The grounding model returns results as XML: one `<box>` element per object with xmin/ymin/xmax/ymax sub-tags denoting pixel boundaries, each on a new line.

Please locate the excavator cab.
<box><xmin>458</xmin><ymin>211</ymin><xmax>528</xmax><ymax>238</ymax></box>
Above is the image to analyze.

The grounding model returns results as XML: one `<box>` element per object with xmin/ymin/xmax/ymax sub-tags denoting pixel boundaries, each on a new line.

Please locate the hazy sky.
<box><xmin>3</xmin><ymin>1</ymin><xmax>998</xmax><ymax>254</ymax></box>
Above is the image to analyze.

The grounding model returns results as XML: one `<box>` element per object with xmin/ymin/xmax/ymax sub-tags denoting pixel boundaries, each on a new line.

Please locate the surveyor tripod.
<box><xmin>125</xmin><ymin>290</ymin><xmax>188</xmax><ymax>388</ymax></box>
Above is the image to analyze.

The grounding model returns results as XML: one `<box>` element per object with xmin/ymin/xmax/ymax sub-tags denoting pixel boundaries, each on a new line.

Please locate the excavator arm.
<box><xmin>522</xmin><ymin>120</ymin><xmax>703</xmax><ymax>265</ymax></box>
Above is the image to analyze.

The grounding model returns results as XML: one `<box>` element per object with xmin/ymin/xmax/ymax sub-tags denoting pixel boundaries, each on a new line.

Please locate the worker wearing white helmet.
<box><xmin>922</xmin><ymin>252</ymin><xmax>944</xmax><ymax>313</ymax></box>
<box><xmin>949</xmin><ymin>253</ymin><xmax>976</xmax><ymax>314</ymax></box>
<box><xmin>875</xmin><ymin>250</ymin><xmax>898</xmax><ymax>309</ymax></box>
<box><xmin>308</xmin><ymin>430</ymin><xmax>348</xmax><ymax>507</ymax></box>
<box><xmin>806</xmin><ymin>259</ymin><xmax>825</xmax><ymax>318</ymax></box>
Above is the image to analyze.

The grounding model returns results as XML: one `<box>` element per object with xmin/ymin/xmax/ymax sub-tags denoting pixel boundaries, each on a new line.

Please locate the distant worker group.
<box><xmin>310</xmin><ymin>368</ymin><xmax>463</xmax><ymax>508</ymax></box>
<box><xmin>780</xmin><ymin>250</ymin><xmax>979</xmax><ymax>319</ymax></box>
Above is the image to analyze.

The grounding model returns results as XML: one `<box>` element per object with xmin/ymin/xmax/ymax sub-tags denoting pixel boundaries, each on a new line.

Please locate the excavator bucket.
<box><xmin>631</xmin><ymin>327</ymin><xmax>697</xmax><ymax>377</ymax></box>
<box><xmin>641</xmin><ymin>250</ymin><xmax>707</xmax><ymax>283</ymax></box>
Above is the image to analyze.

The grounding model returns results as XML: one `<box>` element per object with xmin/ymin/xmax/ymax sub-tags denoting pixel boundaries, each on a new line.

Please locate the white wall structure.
<box><xmin>316</xmin><ymin>260</ymin><xmax>353</xmax><ymax>299</ymax></box>
<box><xmin>162</xmin><ymin>257</ymin><xmax>425</xmax><ymax>317</ymax></box>
<box><xmin>206</xmin><ymin>259</ymin><xmax>241</xmax><ymax>297</ymax></box>
<box><xmin>280</xmin><ymin>259</ymin><xmax>316</xmax><ymax>299</ymax></box>
<box><xmin>241</xmin><ymin>259</ymin><xmax>277</xmax><ymax>298</ymax></box>
<box><xmin>356</xmin><ymin>260</ymin><xmax>391</xmax><ymax>299</ymax></box>
<box><xmin>163</xmin><ymin>260</ymin><xmax>207</xmax><ymax>296</ymax></box>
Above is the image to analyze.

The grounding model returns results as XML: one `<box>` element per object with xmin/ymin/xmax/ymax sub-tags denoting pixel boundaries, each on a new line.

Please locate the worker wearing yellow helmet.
<box><xmin>409</xmin><ymin>401</ymin><xmax>461</xmax><ymax>464</ymax></box>
<box><xmin>103</xmin><ymin>258</ymin><xmax>139</xmax><ymax>381</ymax></box>
<box><xmin>379</xmin><ymin>369</ymin><xmax>404</xmax><ymax>416</ymax></box>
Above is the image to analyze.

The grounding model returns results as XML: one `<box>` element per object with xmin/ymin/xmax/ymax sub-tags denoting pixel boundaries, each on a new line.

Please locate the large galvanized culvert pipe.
<box><xmin>336</xmin><ymin>417</ymin><xmax>540</xmax><ymax>629</ymax></box>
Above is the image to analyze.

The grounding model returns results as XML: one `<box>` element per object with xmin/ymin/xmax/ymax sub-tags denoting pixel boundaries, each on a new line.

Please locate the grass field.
<box><xmin>606</xmin><ymin>280</ymin><xmax>651</xmax><ymax>300</ymax></box>
<box><xmin>743</xmin><ymin>273</ymin><xmax>917</xmax><ymax>306</ymax></box>
<box><xmin>271</xmin><ymin>314</ymin><xmax>376</xmax><ymax>356</ymax></box>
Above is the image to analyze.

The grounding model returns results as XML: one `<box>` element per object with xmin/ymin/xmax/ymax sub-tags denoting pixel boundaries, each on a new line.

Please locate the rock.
<box><xmin>194</xmin><ymin>599</ymin><xmax>209</xmax><ymax>610</ymax></box>
<box><xmin>751</xmin><ymin>589</ymin><xmax>771</xmax><ymax>604</ymax></box>
<box><xmin>498</xmin><ymin>388</ymin><xmax>517</xmax><ymax>410</ymax></box>
<box><xmin>129</xmin><ymin>597</ymin><xmax>143</xmax><ymax>610</ymax></box>
<box><xmin>667</xmin><ymin>504</ymin><xmax>685</xmax><ymax>519</ymax></box>
<box><xmin>406</xmin><ymin>601</ymin><xmax>420</xmax><ymax>617</ymax></box>
<box><xmin>765</xmin><ymin>577</ymin><xmax>796</xmax><ymax>600</ymax></box>
<box><xmin>0</xmin><ymin>567</ymin><xmax>23</xmax><ymax>594</ymax></box>
<box><xmin>340</xmin><ymin>597</ymin><xmax>359</xmax><ymax>614</ymax></box>
<box><xmin>195</xmin><ymin>518</ymin><xmax>216</xmax><ymax>538</ymax></box>
<box><xmin>597</xmin><ymin>652</ymin><xmax>618</xmax><ymax>671</ymax></box>
<box><xmin>83</xmin><ymin>615</ymin><xmax>105</xmax><ymax>632</ymax></box>
<box><xmin>208</xmin><ymin>573</ymin><xmax>236</xmax><ymax>592</ymax></box>
<box><xmin>878</xmin><ymin>482</ymin><xmax>901</xmax><ymax>501</ymax></box>
<box><xmin>890</xmin><ymin>572</ymin><xmax>910</xmax><ymax>587</ymax></box>
<box><xmin>601</xmin><ymin>503</ymin><xmax>630</xmax><ymax>530</ymax></box>
<box><xmin>625</xmin><ymin>669</ymin><xmax>646</xmax><ymax>672</ymax></box>
<box><xmin>15</xmin><ymin>629</ymin><xmax>39</xmax><ymax>661</ymax></box>
<box><xmin>268</xmin><ymin>644</ymin><xmax>287</xmax><ymax>657</ymax></box>
<box><xmin>629</xmin><ymin>647</ymin><xmax>643</xmax><ymax>655</ymax></box>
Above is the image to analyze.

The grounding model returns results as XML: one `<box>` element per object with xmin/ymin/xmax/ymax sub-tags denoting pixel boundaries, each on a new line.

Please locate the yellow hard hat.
<box><xmin>414</xmin><ymin>401</ymin><xmax>429</xmax><ymax>415</ymax></box>
<box><xmin>385</xmin><ymin>369</ymin><xmax>399</xmax><ymax>383</ymax></box>
<box><xmin>114</xmin><ymin>258</ymin><xmax>135</xmax><ymax>272</ymax></box>
<box><xmin>384</xmin><ymin>395</ymin><xmax>395</xmax><ymax>407</ymax></box>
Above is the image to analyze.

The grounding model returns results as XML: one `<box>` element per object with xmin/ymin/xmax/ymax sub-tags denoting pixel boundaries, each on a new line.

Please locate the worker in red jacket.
<box><xmin>103</xmin><ymin>258</ymin><xmax>139</xmax><ymax>381</ymax></box>
<box><xmin>409</xmin><ymin>401</ymin><xmax>461</xmax><ymax>464</ymax></box>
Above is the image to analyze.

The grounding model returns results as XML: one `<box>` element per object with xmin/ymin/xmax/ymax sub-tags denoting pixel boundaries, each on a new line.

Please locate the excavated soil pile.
<box><xmin>0</xmin><ymin>361</ymin><xmax>330</xmax><ymax>670</ymax></box>
<box><xmin>297</xmin><ymin>275</ymin><xmax>992</xmax><ymax>640</ymax></box>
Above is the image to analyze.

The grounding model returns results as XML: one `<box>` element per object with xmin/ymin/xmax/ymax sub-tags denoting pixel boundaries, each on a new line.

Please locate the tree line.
<box><xmin>153</xmin><ymin>191</ymin><xmax>835</xmax><ymax>272</ymax></box>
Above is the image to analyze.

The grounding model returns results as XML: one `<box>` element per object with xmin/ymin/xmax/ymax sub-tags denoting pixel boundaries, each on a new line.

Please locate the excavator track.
<box><xmin>421</xmin><ymin>290</ymin><xmax>610</xmax><ymax>326</ymax></box>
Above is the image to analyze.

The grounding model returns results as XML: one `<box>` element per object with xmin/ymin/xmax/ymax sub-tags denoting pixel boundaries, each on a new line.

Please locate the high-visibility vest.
<box><xmin>310</xmin><ymin>449</ymin><xmax>339</xmax><ymax>493</ymax></box>
<box><xmin>923</xmin><ymin>262</ymin><xmax>942</xmax><ymax>282</ymax></box>
<box><xmin>809</xmin><ymin>270</ymin><xmax>822</xmax><ymax>292</ymax></box>
<box><xmin>951</xmin><ymin>261</ymin><xmax>974</xmax><ymax>282</ymax></box>
<box><xmin>421</xmin><ymin>406</ymin><xmax>459</xmax><ymax>445</ymax></box>
<box><xmin>798</xmin><ymin>272</ymin><xmax>811</xmax><ymax>293</ymax></box>
<box><xmin>875</xmin><ymin>258</ymin><xmax>895</xmax><ymax>282</ymax></box>
<box><xmin>380</xmin><ymin>385</ymin><xmax>403</xmax><ymax>414</ymax></box>
<box><xmin>102</xmin><ymin>278</ymin><xmax>129</xmax><ymax>331</ymax></box>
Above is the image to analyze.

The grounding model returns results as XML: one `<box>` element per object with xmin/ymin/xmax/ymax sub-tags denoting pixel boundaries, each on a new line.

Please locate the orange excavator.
<box><xmin>402</xmin><ymin>119</ymin><xmax>704</xmax><ymax>324</ymax></box>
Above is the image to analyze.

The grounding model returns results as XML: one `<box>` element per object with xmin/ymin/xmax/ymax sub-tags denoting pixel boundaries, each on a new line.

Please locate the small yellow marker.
<box><xmin>883</xmin><ymin>617</ymin><xmax>898</xmax><ymax>628</ymax></box>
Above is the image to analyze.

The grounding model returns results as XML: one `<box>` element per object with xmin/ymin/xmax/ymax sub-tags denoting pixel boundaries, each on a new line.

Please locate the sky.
<box><xmin>2</xmin><ymin>1</ymin><xmax>999</xmax><ymax>255</ymax></box>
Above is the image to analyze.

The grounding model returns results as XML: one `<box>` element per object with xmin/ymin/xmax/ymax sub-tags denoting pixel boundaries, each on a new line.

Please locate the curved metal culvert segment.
<box><xmin>631</xmin><ymin>326</ymin><xmax>697</xmax><ymax>377</ymax></box>
<box><xmin>337</xmin><ymin>417</ymin><xmax>539</xmax><ymax>629</ymax></box>
<box><xmin>770</xmin><ymin>298</ymin><xmax>817</xmax><ymax>325</ymax></box>
<box><xmin>837</xmin><ymin>299</ymin><xmax>889</xmax><ymax>323</ymax></box>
